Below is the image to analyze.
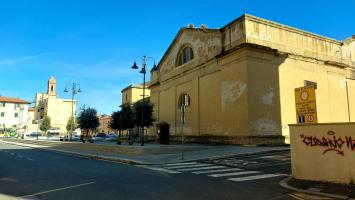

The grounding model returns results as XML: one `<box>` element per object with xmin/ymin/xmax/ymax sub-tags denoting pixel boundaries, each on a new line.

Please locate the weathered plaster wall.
<box><xmin>159</xmin><ymin>29</ymin><xmax>222</xmax><ymax>80</ymax></box>
<box><xmin>154</xmin><ymin>48</ymin><xmax>252</xmax><ymax>141</ymax></box>
<box><xmin>158</xmin><ymin>87</ymin><xmax>176</xmax><ymax>134</ymax></box>
<box><xmin>244</xmin><ymin>15</ymin><xmax>352</xmax><ymax>66</ymax></box>
<box><xmin>290</xmin><ymin>123</ymin><xmax>355</xmax><ymax>184</ymax></box>
<box><xmin>221</xmin><ymin>18</ymin><xmax>246</xmax><ymax>51</ymax></box>
<box><xmin>246</xmin><ymin>48</ymin><xmax>284</xmax><ymax>136</ymax></box>
<box><xmin>175</xmin><ymin>79</ymin><xmax>199</xmax><ymax>136</ymax></box>
<box><xmin>278</xmin><ymin>56</ymin><xmax>355</xmax><ymax>143</ymax></box>
<box><xmin>149</xmin><ymin>14</ymin><xmax>355</xmax><ymax>144</ymax></box>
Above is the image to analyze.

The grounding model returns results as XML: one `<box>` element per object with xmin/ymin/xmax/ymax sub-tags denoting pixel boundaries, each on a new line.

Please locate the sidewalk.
<box><xmin>280</xmin><ymin>176</ymin><xmax>355</xmax><ymax>200</ymax></box>
<box><xmin>1</xmin><ymin>138</ymin><xmax>289</xmax><ymax>165</ymax></box>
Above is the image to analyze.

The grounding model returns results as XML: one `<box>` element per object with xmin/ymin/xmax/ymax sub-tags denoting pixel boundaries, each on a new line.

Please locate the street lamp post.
<box><xmin>131</xmin><ymin>55</ymin><xmax>156</xmax><ymax>146</ymax></box>
<box><xmin>64</xmin><ymin>82</ymin><xmax>81</xmax><ymax>141</ymax></box>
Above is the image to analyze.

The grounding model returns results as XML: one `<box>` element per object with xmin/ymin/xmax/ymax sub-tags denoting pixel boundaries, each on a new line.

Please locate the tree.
<box><xmin>77</xmin><ymin>107</ymin><xmax>99</xmax><ymax>138</ymax></box>
<box><xmin>120</xmin><ymin>103</ymin><xmax>135</xmax><ymax>130</ymax></box>
<box><xmin>133</xmin><ymin>98</ymin><xmax>155</xmax><ymax>128</ymax></box>
<box><xmin>40</xmin><ymin>116</ymin><xmax>51</xmax><ymax>135</ymax></box>
<box><xmin>66</xmin><ymin>116</ymin><xmax>77</xmax><ymax>132</ymax></box>
<box><xmin>110</xmin><ymin>111</ymin><xmax>121</xmax><ymax>131</ymax></box>
<box><xmin>110</xmin><ymin>110</ymin><xmax>122</xmax><ymax>144</ymax></box>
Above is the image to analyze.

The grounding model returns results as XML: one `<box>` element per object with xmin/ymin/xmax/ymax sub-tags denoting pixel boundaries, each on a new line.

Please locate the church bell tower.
<box><xmin>47</xmin><ymin>76</ymin><xmax>57</xmax><ymax>96</ymax></box>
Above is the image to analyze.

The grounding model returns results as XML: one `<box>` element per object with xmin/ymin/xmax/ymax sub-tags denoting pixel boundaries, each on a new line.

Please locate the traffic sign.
<box><xmin>295</xmin><ymin>85</ymin><xmax>318</xmax><ymax>124</ymax></box>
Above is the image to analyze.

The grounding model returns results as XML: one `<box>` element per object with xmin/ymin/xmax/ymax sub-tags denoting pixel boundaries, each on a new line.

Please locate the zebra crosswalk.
<box><xmin>141</xmin><ymin>161</ymin><xmax>287</xmax><ymax>183</ymax></box>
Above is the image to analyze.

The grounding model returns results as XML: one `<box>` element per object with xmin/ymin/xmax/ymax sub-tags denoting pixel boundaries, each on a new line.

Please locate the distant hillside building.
<box><xmin>98</xmin><ymin>115</ymin><xmax>112</xmax><ymax>133</ymax></box>
<box><xmin>0</xmin><ymin>96</ymin><xmax>30</xmax><ymax>135</ymax></box>
<box><xmin>149</xmin><ymin>14</ymin><xmax>355</xmax><ymax>145</ymax></box>
<box><xmin>33</xmin><ymin>76</ymin><xmax>77</xmax><ymax>134</ymax></box>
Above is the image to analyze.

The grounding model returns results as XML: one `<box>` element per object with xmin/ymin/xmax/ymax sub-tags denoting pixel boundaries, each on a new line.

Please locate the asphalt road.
<box><xmin>0</xmin><ymin>142</ymin><xmax>299</xmax><ymax>200</ymax></box>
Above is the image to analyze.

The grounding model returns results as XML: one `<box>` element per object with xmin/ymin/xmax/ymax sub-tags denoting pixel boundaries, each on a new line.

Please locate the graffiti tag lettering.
<box><xmin>300</xmin><ymin>131</ymin><xmax>355</xmax><ymax>156</ymax></box>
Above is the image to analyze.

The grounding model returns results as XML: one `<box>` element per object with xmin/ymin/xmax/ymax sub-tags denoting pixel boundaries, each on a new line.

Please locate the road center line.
<box><xmin>20</xmin><ymin>182</ymin><xmax>95</xmax><ymax>198</ymax></box>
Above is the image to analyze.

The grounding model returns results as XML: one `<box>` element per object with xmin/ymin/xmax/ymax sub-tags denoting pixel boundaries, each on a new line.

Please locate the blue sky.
<box><xmin>0</xmin><ymin>0</ymin><xmax>354</xmax><ymax>115</ymax></box>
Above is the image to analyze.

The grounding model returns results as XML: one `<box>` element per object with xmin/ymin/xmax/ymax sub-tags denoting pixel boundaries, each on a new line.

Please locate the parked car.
<box><xmin>60</xmin><ymin>132</ymin><xmax>80</xmax><ymax>141</ymax></box>
<box><xmin>104</xmin><ymin>133</ymin><xmax>118</xmax><ymax>141</ymax></box>
<box><xmin>48</xmin><ymin>128</ymin><xmax>60</xmax><ymax>136</ymax></box>
<box><xmin>25</xmin><ymin>132</ymin><xmax>42</xmax><ymax>137</ymax></box>
<box><xmin>92</xmin><ymin>133</ymin><xmax>107</xmax><ymax>141</ymax></box>
<box><xmin>47</xmin><ymin>134</ymin><xmax>60</xmax><ymax>141</ymax></box>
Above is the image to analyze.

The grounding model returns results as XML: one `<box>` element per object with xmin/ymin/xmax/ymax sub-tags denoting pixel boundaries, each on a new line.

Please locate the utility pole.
<box><xmin>131</xmin><ymin>55</ymin><xmax>156</xmax><ymax>146</ymax></box>
<box><xmin>64</xmin><ymin>81</ymin><xmax>81</xmax><ymax>141</ymax></box>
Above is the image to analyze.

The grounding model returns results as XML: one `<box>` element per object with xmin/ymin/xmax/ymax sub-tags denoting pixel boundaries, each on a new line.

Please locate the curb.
<box><xmin>1</xmin><ymin>140</ymin><xmax>145</xmax><ymax>165</ymax></box>
<box><xmin>279</xmin><ymin>176</ymin><xmax>353</xmax><ymax>200</ymax></box>
<box><xmin>194</xmin><ymin>148</ymin><xmax>290</xmax><ymax>163</ymax></box>
<box><xmin>1</xmin><ymin>139</ymin><xmax>289</xmax><ymax>166</ymax></box>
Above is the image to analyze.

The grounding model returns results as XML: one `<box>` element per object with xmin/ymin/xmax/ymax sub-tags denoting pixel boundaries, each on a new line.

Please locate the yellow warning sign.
<box><xmin>295</xmin><ymin>85</ymin><xmax>318</xmax><ymax>124</ymax></box>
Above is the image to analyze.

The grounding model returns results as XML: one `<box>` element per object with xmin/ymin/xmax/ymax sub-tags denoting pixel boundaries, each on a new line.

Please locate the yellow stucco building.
<box><xmin>149</xmin><ymin>14</ymin><xmax>355</xmax><ymax>144</ymax></box>
<box><xmin>33</xmin><ymin>76</ymin><xmax>77</xmax><ymax>135</ymax></box>
<box><xmin>121</xmin><ymin>84</ymin><xmax>150</xmax><ymax>105</ymax></box>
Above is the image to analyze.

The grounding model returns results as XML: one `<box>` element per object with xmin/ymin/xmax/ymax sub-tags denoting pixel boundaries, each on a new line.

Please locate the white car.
<box><xmin>48</xmin><ymin>128</ymin><xmax>60</xmax><ymax>136</ymax></box>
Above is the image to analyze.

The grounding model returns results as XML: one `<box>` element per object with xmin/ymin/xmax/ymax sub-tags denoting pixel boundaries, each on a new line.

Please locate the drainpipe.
<box><xmin>346</xmin><ymin>80</ymin><xmax>351</xmax><ymax>122</ymax></box>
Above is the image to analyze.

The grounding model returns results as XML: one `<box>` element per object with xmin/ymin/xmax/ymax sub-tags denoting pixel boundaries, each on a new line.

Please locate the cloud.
<box><xmin>0</xmin><ymin>53</ymin><xmax>49</xmax><ymax>65</ymax></box>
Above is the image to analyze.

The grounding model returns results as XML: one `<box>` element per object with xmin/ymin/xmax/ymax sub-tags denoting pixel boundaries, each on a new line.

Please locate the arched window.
<box><xmin>178</xmin><ymin>93</ymin><xmax>190</xmax><ymax>109</ymax></box>
<box><xmin>178</xmin><ymin>93</ymin><xmax>190</xmax><ymax>124</ymax></box>
<box><xmin>51</xmin><ymin>85</ymin><xmax>54</xmax><ymax>92</ymax></box>
<box><xmin>176</xmin><ymin>45</ymin><xmax>194</xmax><ymax>66</ymax></box>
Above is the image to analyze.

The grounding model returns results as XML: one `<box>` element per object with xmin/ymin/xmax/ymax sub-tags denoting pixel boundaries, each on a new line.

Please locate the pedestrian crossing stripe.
<box><xmin>165</xmin><ymin>163</ymin><xmax>211</xmax><ymax>169</ymax></box>
<box><xmin>178</xmin><ymin>166</ymin><xmax>225</xmax><ymax>172</ymax></box>
<box><xmin>165</xmin><ymin>162</ymin><xmax>198</xmax><ymax>166</ymax></box>
<box><xmin>192</xmin><ymin>168</ymin><xmax>242</xmax><ymax>174</ymax></box>
<box><xmin>140</xmin><ymin>166</ymin><xmax>181</xmax><ymax>174</ymax></box>
<box><xmin>209</xmin><ymin>171</ymin><xmax>259</xmax><ymax>177</ymax></box>
<box><xmin>141</xmin><ymin>160</ymin><xmax>288</xmax><ymax>183</ymax></box>
<box><xmin>228</xmin><ymin>174</ymin><xmax>283</xmax><ymax>182</ymax></box>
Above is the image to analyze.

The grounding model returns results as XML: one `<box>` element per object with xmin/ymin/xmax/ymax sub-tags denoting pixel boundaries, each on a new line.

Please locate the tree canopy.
<box><xmin>40</xmin><ymin>116</ymin><xmax>51</xmax><ymax>133</ymax></box>
<box><xmin>133</xmin><ymin>98</ymin><xmax>155</xmax><ymax>127</ymax></box>
<box><xmin>77</xmin><ymin>107</ymin><xmax>99</xmax><ymax>134</ymax></box>
<box><xmin>66</xmin><ymin>116</ymin><xmax>77</xmax><ymax>132</ymax></box>
<box><xmin>120</xmin><ymin>103</ymin><xmax>135</xmax><ymax>130</ymax></box>
<box><xmin>109</xmin><ymin>110</ymin><xmax>122</xmax><ymax>131</ymax></box>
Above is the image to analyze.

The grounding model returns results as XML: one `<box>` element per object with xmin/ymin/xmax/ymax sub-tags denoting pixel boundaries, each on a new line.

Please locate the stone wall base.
<box><xmin>147</xmin><ymin>134</ymin><xmax>285</xmax><ymax>145</ymax></box>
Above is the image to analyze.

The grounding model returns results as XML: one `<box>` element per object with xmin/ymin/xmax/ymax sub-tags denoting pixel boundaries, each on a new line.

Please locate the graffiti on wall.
<box><xmin>300</xmin><ymin>131</ymin><xmax>355</xmax><ymax>156</ymax></box>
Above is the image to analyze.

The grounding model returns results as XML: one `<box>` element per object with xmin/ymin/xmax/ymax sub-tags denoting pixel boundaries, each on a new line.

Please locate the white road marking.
<box><xmin>165</xmin><ymin>163</ymin><xmax>211</xmax><ymax>169</ymax></box>
<box><xmin>1</xmin><ymin>141</ymin><xmax>49</xmax><ymax>148</ymax></box>
<box><xmin>26</xmin><ymin>157</ymin><xmax>34</xmax><ymax>161</ymax></box>
<box><xmin>209</xmin><ymin>171</ymin><xmax>259</xmax><ymax>177</ymax></box>
<box><xmin>165</xmin><ymin>162</ymin><xmax>198</xmax><ymax>166</ymax></box>
<box><xmin>10</xmin><ymin>153</ymin><xmax>15</xmax><ymax>156</ymax></box>
<box><xmin>178</xmin><ymin>166</ymin><xmax>226</xmax><ymax>172</ymax></box>
<box><xmin>20</xmin><ymin>181</ymin><xmax>95</xmax><ymax>198</ymax></box>
<box><xmin>17</xmin><ymin>154</ymin><xmax>23</xmax><ymax>158</ymax></box>
<box><xmin>192</xmin><ymin>168</ymin><xmax>243</xmax><ymax>174</ymax></box>
<box><xmin>228</xmin><ymin>174</ymin><xmax>284</xmax><ymax>182</ymax></box>
<box><xmin>244</xmin><ymin>161</ymin><xmax>291</xmax><ymax>168</ymax></box>
<box><xmin>141</xmin><ymin>166</ymin><xmax>181</xmax><ymax>174</ymax></box>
